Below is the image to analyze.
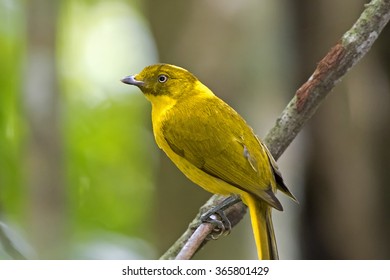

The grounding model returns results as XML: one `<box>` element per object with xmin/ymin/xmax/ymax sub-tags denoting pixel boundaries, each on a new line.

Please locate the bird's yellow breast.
<box><xmin>149</xmin><ymin>94</ymin><xmax>176</xmax><ymax>150</ymax></box>
<box><xmin>147</xmin><ymin>80</ymin><xmax>213</xmax><ymax>149</ymax></box>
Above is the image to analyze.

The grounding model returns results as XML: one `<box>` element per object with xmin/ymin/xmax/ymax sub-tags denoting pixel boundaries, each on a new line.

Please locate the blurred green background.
<box><xmin>1</xmin><ymin>0</ymin><xmax>389</xmax><ymax>259</ymax></box>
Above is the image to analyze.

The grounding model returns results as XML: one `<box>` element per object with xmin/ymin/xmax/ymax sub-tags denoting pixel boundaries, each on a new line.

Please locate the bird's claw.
<box><xmin>201</xmin><ymin>210</ymin><xmax>232</xmax><ymax>240</ymax></box>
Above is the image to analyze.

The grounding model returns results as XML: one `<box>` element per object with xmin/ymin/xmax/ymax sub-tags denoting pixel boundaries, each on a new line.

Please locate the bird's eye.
<box><xmin>158</xmin><ymin>74</ymin><xmax>168</xmax><ymax>83</ymax></box>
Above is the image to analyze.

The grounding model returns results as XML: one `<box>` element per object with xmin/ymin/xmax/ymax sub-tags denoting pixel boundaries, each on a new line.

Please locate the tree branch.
<box><xmin>0</xmin><ymin>221</ymin><xmax>27</xmax><ymax>260</ymax></box>
<box><xmin>160</xmin><ymin>0</ymin><xmax>390</xmax><ymax>260</ymax></box>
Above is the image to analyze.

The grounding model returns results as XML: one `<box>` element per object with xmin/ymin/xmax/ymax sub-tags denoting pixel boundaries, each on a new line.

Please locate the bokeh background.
<box><xmin>1</xmin><ymin>0</ymin><xmax>389</xmax><ymax>259</ymax></box>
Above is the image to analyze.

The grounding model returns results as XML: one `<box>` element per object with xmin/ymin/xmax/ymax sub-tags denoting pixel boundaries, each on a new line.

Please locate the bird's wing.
<box><xmin>162</xmin><ymin>96</ymin><xmax>283</xmax><ymax>210</ymax></box>
<box><xmin>260</xmin><ymin>140</ymin><xmax>298</xmax><ymax>202</ymax></box>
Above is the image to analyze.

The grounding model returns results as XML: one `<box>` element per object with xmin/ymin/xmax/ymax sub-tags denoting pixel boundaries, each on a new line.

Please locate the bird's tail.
<box><xmin>242</xmin><ymin>193</ymin><xmax>278</xmax><ymax>260</ymax></box>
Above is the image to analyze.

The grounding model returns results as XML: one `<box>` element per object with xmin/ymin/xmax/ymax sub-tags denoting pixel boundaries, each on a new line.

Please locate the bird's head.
<box><xmin>121</xmin><ymin>64</ymin><xmax>203</xmax><ymax>101</ymax></box>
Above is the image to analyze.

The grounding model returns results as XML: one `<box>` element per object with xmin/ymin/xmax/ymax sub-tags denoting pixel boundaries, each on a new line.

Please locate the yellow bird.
<box><xmin>122</xmin><ymin>64</ymin><xmax>296</xmax><ymax>259</ymax></box>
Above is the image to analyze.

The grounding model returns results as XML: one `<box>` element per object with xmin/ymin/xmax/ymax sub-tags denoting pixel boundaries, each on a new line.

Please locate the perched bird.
<box><xmin>121</xmin><ymin>64</ymin><xmax>296</xmax><ymax>259</ymax></box>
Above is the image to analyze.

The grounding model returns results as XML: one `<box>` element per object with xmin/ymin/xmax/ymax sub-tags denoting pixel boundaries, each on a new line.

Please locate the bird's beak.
<box><xmin>121</xmin><ymin>75</ymin><xmax>144</xmax><ymax>87</ymax></box>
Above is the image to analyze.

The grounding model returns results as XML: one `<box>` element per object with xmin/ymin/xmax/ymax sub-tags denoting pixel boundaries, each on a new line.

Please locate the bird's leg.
<box><xmin>200</xmin><ymin>195</ymin><xmax>241</xmax><ymax>239</ymax></box>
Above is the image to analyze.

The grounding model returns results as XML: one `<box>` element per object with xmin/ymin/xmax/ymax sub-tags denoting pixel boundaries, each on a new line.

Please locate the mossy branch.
<box><xmin>160</xmin><ymin>0</ymin><xmax>390</xmax><ymax>260</ymax></box>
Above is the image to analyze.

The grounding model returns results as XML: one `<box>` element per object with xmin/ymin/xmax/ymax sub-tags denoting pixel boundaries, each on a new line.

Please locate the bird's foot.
<box><xmin>201</xmin><ymin>209</ymin><xmax>232</xmax><ymax>240</ymax></box>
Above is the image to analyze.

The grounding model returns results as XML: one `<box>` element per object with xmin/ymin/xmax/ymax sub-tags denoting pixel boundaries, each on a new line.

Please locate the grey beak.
<box><xmin>121</xmin><ymin>75</ymin><xmax>144</xmax><ymax>87</ymax></box>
